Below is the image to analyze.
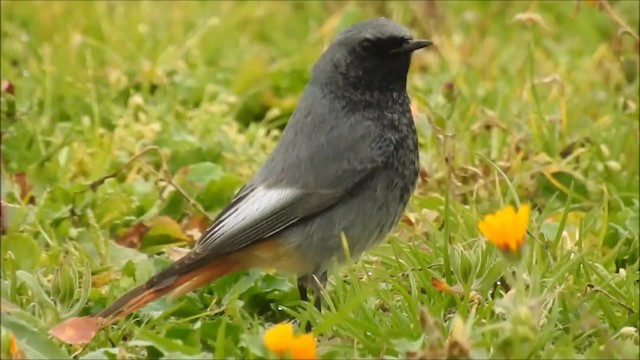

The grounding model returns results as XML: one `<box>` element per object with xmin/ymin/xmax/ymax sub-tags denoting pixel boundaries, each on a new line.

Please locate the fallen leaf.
<box><xmin>401</xmin><ymin>213</ymin><xmax>416</xmax><ymax>228</ymax></box>
<box><xmin>116</xmin><ymin>223</ymin><xmax>150</xmax><ymax>249</ymax></box>
<box><xmin>147</xmin><ymin>216</ymin><xmax>191</xmax><ymax>242</ymax></box>
<box><xmin>49</xmin><ymin>316</ymin><xmax>101</xmax><ymax>345</ymax></box>
<box><xmin>166</xmin><ymin>246</ymin><xmax>191</xmax><ymax>261</ymax></box>
<box><xmin>181</xmin><ymin>214</ymin><xmax>208</xmax><ymax>241</ymax></box>
<box><xmin>11</xmin><ymin>173</ymin><xmax>35</xmax><ymax>205</ymax></box>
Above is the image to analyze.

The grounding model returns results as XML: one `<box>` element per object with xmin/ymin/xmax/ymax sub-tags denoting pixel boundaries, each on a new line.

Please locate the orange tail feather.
<box><xmin>95</xmin><ymin>257</ymin><xmax>241</xmax><ymax>327</ymax></box>
<box><xmin>94</xmin><ymin>239</ymin><xmax>304</xmax><ymax>328</ymax></box>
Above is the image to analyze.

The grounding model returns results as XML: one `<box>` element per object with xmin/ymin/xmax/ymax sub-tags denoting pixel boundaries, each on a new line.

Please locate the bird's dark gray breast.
<box><xmin>353</xmin><ymin>90</ymin><xmax>419</xmax><ymax>236</ymax></box>
<box><xmin>347</xmin><ymin>89</ymin><xmax>419</xmax><ymax>204</ymax></box>
<box><xmin>279</xmin><ymin>89</ymin><xmax>419</xmax><ymax>271</ymax></box>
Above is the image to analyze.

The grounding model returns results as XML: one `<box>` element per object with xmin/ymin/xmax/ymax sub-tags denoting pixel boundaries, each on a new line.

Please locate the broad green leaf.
<box><xmin>139</xmin><ymin>216</ymin><xmax>191</xmax><ymax>253</ymax></box>
<box><xmin>0</xmin><ymin>233</ymin><xmax>42</xmax><ymax>272</ymax></box>
<box><xmin>131</xmin><ymin>328</ymin><xmax>200</xmax><ymax>356</ymax></box>
<box><xmin>94</xmin><ymin>192</ymin><xmax>134</xmax><ymax>226</ymax></box>
<box><xmin>105</xmin><ymin>242</ymin><xmax>148</xmax><ymax>270</ymax></box>
<box><xmin>79</xmin><ymin>347</ymin><xmax>119</xmax><ymax>360</ymax></box>
<box><xmin>196</xmin><ymin>174</ymin><xmax>244</xmax><ymax>212</ymax></box>
<box><xmin>1</xmin><ymin>313</ymin><xmax>70</xmax><ymax>359</ymax></box>
<box><xmin>184</xmin><ymin>162</ymin><xmax>223</xmax><ymax>187</ymax></box>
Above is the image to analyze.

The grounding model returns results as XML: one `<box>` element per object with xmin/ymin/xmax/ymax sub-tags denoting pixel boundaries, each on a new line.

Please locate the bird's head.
<box><xmin>312</xmin><ymin>18</ymin><xmax>432</xmax><ymax>93</ymax></box>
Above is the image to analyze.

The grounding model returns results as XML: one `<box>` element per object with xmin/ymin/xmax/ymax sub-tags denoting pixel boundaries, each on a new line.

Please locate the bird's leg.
<box><xmin>310</xmin><ymin>271</ymin><xmax>328</xmax><ymax>313</ymax></box>
<box><xmin>297</xmin><ymin>275</ymin><xmax>313</xmax><ymax>332</ymax></box>
<box><xmin>297</xmin><ymin>276</ymin><xmax>309</xmax><ymax>303</ymax></box>
<box><xmin>297</xmin><ymin>272</ymin><xmax>328</xmax><ymax>332</ymax></box>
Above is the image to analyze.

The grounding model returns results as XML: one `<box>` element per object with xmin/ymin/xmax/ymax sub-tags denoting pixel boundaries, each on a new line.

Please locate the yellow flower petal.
<box><xmin>289</xmin><ymin>333</ymin><xmax>317</xmax><ymax>360</ymax></box>
<box><xmin>478</xmin><ymin>204</ymin><xmax>530</xmax><ymax>253</ymax></box>
<box><xmin>9</xmin><ymin>335</ymin><xmax>19</xmax><ymax>355</ymax></box>
<box><xmin>263</xmin><ymin>323</ymin><xmax>294</xmax><ymax>355</ymax></box>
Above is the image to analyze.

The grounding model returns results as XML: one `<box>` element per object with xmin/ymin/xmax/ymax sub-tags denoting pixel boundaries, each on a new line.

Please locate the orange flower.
<box><xmin>263</xmin><ymin>323</ymin><xmax>294</xmax><ymax>356</ymax></box>
<box><xmin>263</xmin><ymin>323</ymin><xmax>317</xmax><ymax>359</ymax></box>
<box><xmin>289</xmin><ymin>333</ymin><xmax>317</xmax><ymax>359</ymax></box>
<box><xmin>8</xmin><ymin>335</ymin><xmax>25</xmax><ymax>359</ymax></box>
<box><xmin>478</xmin><ymin>204</ymin><xmax>530</xmax><ymax>252</ymax></box>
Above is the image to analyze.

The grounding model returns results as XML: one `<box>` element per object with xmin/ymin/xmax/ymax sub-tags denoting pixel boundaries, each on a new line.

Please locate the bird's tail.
<box><xmin>95</xmin><ymin>253</ymin><xmax>242</xmax><ymax>328</ymax></box>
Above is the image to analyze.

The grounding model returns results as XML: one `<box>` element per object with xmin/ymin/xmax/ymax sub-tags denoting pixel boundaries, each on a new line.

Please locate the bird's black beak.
<box><xmin>390</xmin><ymin>39</ymin><xmax>433</xmax><ymax>54</ymax></box>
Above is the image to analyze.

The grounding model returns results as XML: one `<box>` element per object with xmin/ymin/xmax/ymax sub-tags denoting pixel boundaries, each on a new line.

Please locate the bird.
<box><xmin>95</xmin><ymin>17</ymin><xmax>431</xmax><ymax>330</ymax></box>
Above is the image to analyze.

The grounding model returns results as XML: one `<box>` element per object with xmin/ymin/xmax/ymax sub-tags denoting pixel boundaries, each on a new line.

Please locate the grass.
<box><xmin>1</xmin><ymin>1</ymin><xmax>639</xmax><ymax>359</ymax></box>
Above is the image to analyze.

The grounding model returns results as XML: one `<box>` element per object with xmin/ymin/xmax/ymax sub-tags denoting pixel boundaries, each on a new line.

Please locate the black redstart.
<box><xmin>96</xmin><ymin>17</ymin><xmax>431</xmax><ymax>329</ymax></box>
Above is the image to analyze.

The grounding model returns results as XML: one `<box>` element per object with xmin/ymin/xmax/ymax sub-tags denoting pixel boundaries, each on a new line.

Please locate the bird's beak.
<box><xmin>391</xmin><ymin>39</ymin><xmax>433</xmax><ymax>54</ymax></box>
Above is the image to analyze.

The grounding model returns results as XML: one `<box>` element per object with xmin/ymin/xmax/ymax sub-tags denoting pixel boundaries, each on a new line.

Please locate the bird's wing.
<box><xmin>193</xmin><ymin>184</ymin><xmax>342</xmax><ymax>254</ymax></box>
<box><xmin>192</xmin><ymin>100</ymin><xmax>395</xmax><ymax>257</ymax></box>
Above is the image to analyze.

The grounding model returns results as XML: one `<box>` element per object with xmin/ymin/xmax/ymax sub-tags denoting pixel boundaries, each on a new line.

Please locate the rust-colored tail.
<box><xmin>95</xmin><ymin>253</ymin><xmax>242</xmax><ymax>327</ymax></box>
<box><xmin>94</xmin><ymin>239</ymin><xmax>303</xmax><ymax>328</ymax></box>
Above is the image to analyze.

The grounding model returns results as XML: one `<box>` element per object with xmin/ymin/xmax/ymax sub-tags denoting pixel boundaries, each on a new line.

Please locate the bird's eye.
<box><xmin>358</xmin><ymin>39</ymin><xmax>374</xmax><ymax>54</ymax></box>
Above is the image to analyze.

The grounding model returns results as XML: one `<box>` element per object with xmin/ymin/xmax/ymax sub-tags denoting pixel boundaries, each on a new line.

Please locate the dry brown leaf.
<box><xmin>49</xmin><ymin>316</ymin><xmax>101</xmax><ymax>345</ymax></box>
<box><xmin>181</xmin><ymin>214</ymin><xmax>208</xmax><ymax>241</ymax></box>
<box><xmin>116</xmin><ymin>223</ymin><xmax>149</xmax><ymax>249</ymax></box>
<box><xmin>11</xmin><ymin>172</ymin><xmax>34</xmax><ymax>205</ymax></box>
<box><xmin>166</xmin><ymin>246</ymin><xmax>191</xmax><ymax>262</ymax></box>
<box><xmin>401</xmin><ymin>213</ymin><xmax>416</xmax><ymax>228</ymax></box>
<box><xmin>147</xmin><ymin>216</ymin><xmax>191</xmax><ymax>242</ymax></box>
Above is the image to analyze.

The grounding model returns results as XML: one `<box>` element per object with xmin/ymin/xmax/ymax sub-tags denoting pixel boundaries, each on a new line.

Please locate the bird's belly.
<box><xmin>276</xmin><ymin>169</ymin><xmax>414</xmax><ymax>273</ymax></box>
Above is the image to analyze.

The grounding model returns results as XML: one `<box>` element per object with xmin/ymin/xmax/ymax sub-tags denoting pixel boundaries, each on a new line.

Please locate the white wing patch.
<box><xmin>196</xmin><ymin>186</ymin><xmax>301</xmax><ymax>251</ymax></box>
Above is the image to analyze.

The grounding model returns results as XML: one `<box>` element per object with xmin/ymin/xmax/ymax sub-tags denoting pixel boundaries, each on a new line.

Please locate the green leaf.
<box><xmin>258</xmin><ymin>274</ymin><xmax>294</xmax><ymax>293</ymax></box>
<box><xmin>60</xmin><ymin>262</ymin><xmax>92</xmax><ymax>318</ymax></box>
<box><xmin>184</xmin><ymin>162</ymin><xmax>223</xmax><ymax>187</ymax></box>
<box><xmin>145</xmin><ymin>216</ymin><xmax>190</xmax><ymax>241</ymax></box>
<box><xmin>1</xmin><ymin>313</ymin><xmax>70</xmax><ymax>359</ymax></box>
<box><xmin>15</xmin><ymin>271</ymin><xmax>58</xmax><ymax>318</ymax></box>
<box><xmin>0</xmin><ymin>299</ymin><xmax>46</xmax><ymax>330</ymax></box>
<box><xmin>240</xmin><ymin>332</ymin><xmax>269</xmax><ymax>358</ymax></box>
<box><xmin>158</xmin><ymin>190</ymin><xmax>185</xmax><ymax>219</ymax></box>
<box><xmin>79</xmin><ymin>347</ymin><xmax>119</xmax><ymax>360</ymax></box>
<box><xmin>131</xmin><ymin>328</ymin><xmax>200</xmax><ymax>356</ymax></box>
<box><xmin>104</xmin><ymin>242</ymin><xmax>148</xmax><ymax>270</ymax></box>
<box><xmin>93</xmin><ymin>192</ymin><xmax>134</xmax><ymax>226</ymax></box>
<box><xmin>196</xmin><ymin>174</ymin><xmax>244</xmax><ymax>212</ymax></box>
<box><xmin>139</xmin><ymin>216</ymin><xmax>191</xmax><ymax>253</ymax></box>
<box><xmin>0</xmin><ymin>233</ymin><xmax>42</xmax><ymax>272</ymax></box>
